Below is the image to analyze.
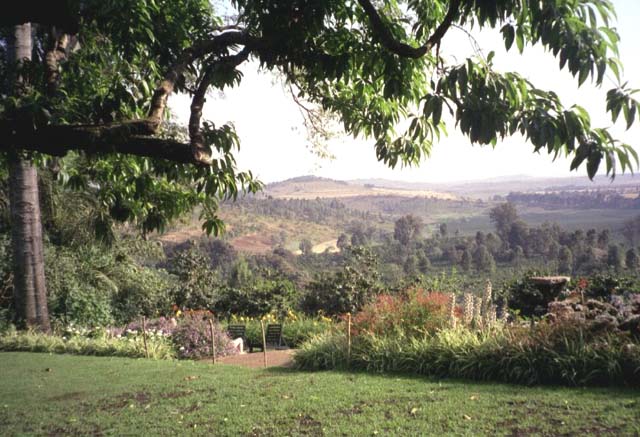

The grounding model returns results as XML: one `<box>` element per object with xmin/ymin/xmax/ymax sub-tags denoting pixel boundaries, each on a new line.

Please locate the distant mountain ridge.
<box><xmin>263</xmin><ymin>174</ymin><xmax>638</xmax><ymax>199</ymax></box>
<box><xmin>264</xmin><ymin>175</ymin><xmax>457</xmax><ymax>200</ymax></box>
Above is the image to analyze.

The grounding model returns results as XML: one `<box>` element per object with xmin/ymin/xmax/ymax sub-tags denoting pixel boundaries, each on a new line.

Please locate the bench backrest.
<box><xmin>227</xmin><ymin>324</ymin><xmax>246</xmax><ymax>340</ymax></box>
<box><xmin>265</xmin><ymin>324</ymin><xmax>282</xmax><ymax>345</ymax></box>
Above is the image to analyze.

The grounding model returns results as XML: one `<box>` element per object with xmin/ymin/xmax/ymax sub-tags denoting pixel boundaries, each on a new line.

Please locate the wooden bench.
<box><xmin>249</xmin><ymin>323</ymin><xmax>287</xmax><ymax>352</ymax></box>
<box><xmin>227</xmin><ymin>324</ymin><xmax>246</xmax><ymax>340</ymax></box>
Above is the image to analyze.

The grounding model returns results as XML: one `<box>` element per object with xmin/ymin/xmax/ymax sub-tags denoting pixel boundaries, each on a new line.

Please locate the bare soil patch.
<box><xmin>214</xmin><ymin>349</ymin><xmax>295</xmax><ymax>369</ymax></box>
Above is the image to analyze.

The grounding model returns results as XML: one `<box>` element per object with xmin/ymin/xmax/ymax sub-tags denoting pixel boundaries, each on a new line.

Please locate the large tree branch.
<box><xmin>0</xmin><ymin>124</ymin><xmax>204</xmax><ymax>165</ymax></box>
<box><xmin>3</xmin><ymin>28</ymin><xmax>259</xmax><ymax>167</ymax></box>
<box><xmin>189</xmin><ymin>47</ymin><xmax>252</xmax><ymax>162</ymax></box>
<box><xmin>147</xmin><ymin>30</ymin><xmax>256</xmax><ymax>128</ymax></box>
<box><xmin>356</xmin><ymin>0</ymin><xmax>461</xmax><ymax>58</ymax></box>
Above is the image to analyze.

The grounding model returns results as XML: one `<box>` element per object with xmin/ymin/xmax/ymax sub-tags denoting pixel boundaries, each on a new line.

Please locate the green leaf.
<box><xmin>433</xmin><ymin>98</ymin><xmax>443</xmax><ymax>126</ymax></box>
<box><xmin>586</xmin><ymin>150</ymin><xmax>602</xmax><ymax>180</ymax></box>
<box><xmin>515</xmin><ymin>29</ymin><xmax>525</xmax><ymax>53</ymax></box>
<box><xmin>501</xmin><ymin>24</ymin><xmax>515</xmax><ymax>51</ymax></box>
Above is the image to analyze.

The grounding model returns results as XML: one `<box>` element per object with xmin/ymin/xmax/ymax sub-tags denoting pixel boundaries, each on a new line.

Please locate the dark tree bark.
<box><xmin>8</xmin><ymin>23</ymin><xmax>51</xmax><ymax>332</ymax></box>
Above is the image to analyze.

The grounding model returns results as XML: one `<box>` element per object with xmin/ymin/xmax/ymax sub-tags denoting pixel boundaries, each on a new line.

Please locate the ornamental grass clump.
<box><xmin>294</xmin><ymin>321</ymin><xmax>640</xmax><ymax>387</ymax></box>
<box><xmin>0</xmin><ymin>328</ymin><xmax>175</xmax><ymax>359</ymax></box>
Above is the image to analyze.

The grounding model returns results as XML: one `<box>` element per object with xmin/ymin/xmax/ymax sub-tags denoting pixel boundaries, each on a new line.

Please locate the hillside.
<box><xmin>156</xmin><ymin>174</ymin><xmax>640</xmax><ymax>254</ymax></box>
<box><xmin>264</xmin><ymin>176</ymin><xmax>457</xmax><ymax>200</ymax></box>
<box><xmin>351</xmin><ymin>174</ymin><xmax>639</xmax><ymax>199</ymax></box>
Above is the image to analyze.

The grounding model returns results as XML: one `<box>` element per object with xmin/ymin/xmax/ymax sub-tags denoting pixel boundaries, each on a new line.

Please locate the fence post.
<box><xmin>347</xmin><ymin>313</ymin><xmax>352</xmax><ymax>367</ymax></box>
<box><xmin>260</xmin><ymin>320</ymin><xmax>267</xmax><ymax>368</ymax></box>
<box><xmin>142</xmin><ymin>316</ymin><xmax>149</xmax><ymax>359</ymax></box>
<box><xmin>208</xmin><ymin>319</ymin><xmax>216</xmax><ymax>364</ymax></box>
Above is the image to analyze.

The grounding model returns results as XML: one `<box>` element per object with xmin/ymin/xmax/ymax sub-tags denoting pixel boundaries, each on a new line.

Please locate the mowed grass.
<box><xmin>1</xmin><ymin>353</ymin><xmax>639</xmax><ymax>436</ymax></box>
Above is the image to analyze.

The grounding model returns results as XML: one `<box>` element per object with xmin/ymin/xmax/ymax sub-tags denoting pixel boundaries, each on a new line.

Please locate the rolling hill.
<box><xmin>156</xmin><ymin>174</ymin><xmax>640</xmax><ymax>254</ymax></box>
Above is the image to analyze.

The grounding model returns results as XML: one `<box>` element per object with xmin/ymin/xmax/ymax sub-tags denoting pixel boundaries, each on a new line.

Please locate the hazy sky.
<box><xmin>173</xmin><ymin>0</ymin><xmax>640</xmax><ymax>184</ymax></box>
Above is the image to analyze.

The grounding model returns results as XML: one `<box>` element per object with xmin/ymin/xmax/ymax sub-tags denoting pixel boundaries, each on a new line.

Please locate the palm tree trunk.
<box><xmin>8</xmin><ymin>23</ymin><xmax>51</xmax><ymax>332</ymax></box>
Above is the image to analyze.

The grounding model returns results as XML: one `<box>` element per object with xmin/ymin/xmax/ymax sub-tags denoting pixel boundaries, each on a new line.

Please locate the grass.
<box><xmin>1</xmin><ymin>352</ymin><xmax>639</xmax><ymax>436</ymax></box>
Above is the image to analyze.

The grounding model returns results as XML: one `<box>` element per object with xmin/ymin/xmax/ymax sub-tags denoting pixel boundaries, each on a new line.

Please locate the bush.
<box><xmin>111</xmin><ymin>265</ymin><xmax>176</xmax><ymax>324</ymax></box>
<box><xmin>170</xmin><ymin>314</ymin><xmax>237</xmax><ymax>359</ymax></box>
<box><xmin>0</xmin><ymin>329</ymin><xmax>175</xmax><ymax>359</ymax></box>
<box><xmin>301</xmin><ymin>246</ymin><xmax>384</xmax><ymax>316</ymax></box>
<box><xmin>572</xmin><ymin>272</ymin><xmax>640</xmax><ymax>301</ymax></box>
<box><xmin>352</xmin><ymin>289</ymin><xmax>452</xmax><ymax>337</ymax></box>
<box><xmin>215</xmin><ymin>276</ymin><xmax>299</xmax><ymax>319</ymax></box>
<box><xmin>506</xmin><ymin>271</ymin><xmax>563</xmax><ymax>317</ymax></box>
<box><xmin>45</xmin><ymin>244</ymin><xmax>176</xmax><ymax>327</ymax></box>
<box><xmin>167</xmin><ymin>246</ymin><xmax>220</xmax><ymax>311</ymax></box>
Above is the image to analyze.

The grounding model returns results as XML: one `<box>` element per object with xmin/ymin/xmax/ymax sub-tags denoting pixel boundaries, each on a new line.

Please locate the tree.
<box><xmin>301</xmin><ymin>246</ymin><xmax>382</xmax><ymax>315</ymax></box>
<box><xmin>598</xmin><ymin>230</ymin><xmax>611</xmax><ymax>249</ymax></box>
<box><xmin>394</xmin><ymin>215</ymin><xmax>423</xmax><ymax>246</ymax></box>
<box><xmin>558</xmin><ymin>246</ymin><xmax>573</xmax><ymax>275</ymax></box>
<box><xmin>2</xmin><ymin>0</ymin><xmax>639</xmax><ymax>329</ymax></box>
<box><xmin>547</xmin><ymin>241</ymin><xmax>560</xmax><ymax>260</ymax></box>
<box><xmin>299</xmin><ymin>239</ymin><xmax>313</xmax><ymax>256</ymax></box>
<box><xmin>625</xmin><ymin>248</ymin><xmax>638</xmax><ymax>270</ymax></box>
<box><xmin>512</xmin><ymin>245</ymin><xmax>525</xmax><ymax>267</ymax></box>
<box><xmin>507</xmin><ymin>220</ymin><xmax>529</xmax><ymax>253</ymax></box>
<box><xmin>168</xmin><ymin>246</ymin><xmax>219</xmax><ymax>310</ymax></box>
<box><xmin>417</xmin><ymin>253</ymin><xmax>430</xmax><ymax>274</ymax></box>
<box><xmin>336</xmin><ymin>233</ymin><xmax>349</xmax><ymax>251</ymax></box>
<box><xmin>5</xmin><ymin>24</ymin><xmax>50</xmax><ymax>331</ymax></box>
<box><xmin>403</xmin><ymin>254</ymin><xmax>419</xmax><ymax>276</ymax></box>
<box><xmin>489</xmin><ymin>203</ymin><xmax>519</xmax><ymax>243</ymax></box>
<box><xmin>460</xmin><ymin>248</ymin><xmax>472</xmax><ymax>272</ymax></box>
<box><xmin>622</xmin><ymin>215</ymin><xmax>640</xmax><ymax>247</ymax></box>
<box><xmin>586</xmin><ymin>229</ymin><xmax>597</xmax><ymax>247</ymax></box>
<box><xmin>607</xmin><ymin>244</ymin><xmax>624</xmax><ymax>272</ymax></box>
<box><xmin>473</xmin><ymin>245</ymin><xmax>495</xmax><ymax>273</ymax></box>
<box><xmin>349</xmin><ymin>222</ymin><xmax>372</xmax><ymax>247</ymax></box>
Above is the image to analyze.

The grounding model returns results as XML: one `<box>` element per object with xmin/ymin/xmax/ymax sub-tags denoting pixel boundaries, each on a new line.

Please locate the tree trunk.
<box><xmin>8</xmin><ymin>23</ymin><xmax>51</xmax><ymax>332</ymax></box>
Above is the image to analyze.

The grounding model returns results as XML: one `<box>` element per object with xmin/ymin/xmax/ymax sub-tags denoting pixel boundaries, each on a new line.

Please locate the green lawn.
<box><xmin>1</xmin><ymin>353</ymin><xmax>638</xmax><ymax>436</ymax></box>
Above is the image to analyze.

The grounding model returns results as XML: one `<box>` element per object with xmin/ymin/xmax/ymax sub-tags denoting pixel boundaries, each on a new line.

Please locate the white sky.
<box><xmin>173</xmin><ymin>0</ymin><xmax>640</xmax><ymax>184</ymax></box>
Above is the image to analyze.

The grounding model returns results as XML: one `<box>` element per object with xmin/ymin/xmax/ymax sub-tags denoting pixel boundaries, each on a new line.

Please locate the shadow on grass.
<box><xmin>259</xmin><ymin>364</ymin><xmax>640</xmax><ymax>398</ymax></box>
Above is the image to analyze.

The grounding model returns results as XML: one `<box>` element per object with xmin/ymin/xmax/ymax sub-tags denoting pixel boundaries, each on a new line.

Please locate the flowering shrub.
<box><xmin>171</xmin><ymin>315</ymin><xmax>237</xmax><ymax>359</ymax></box>
<box><xmin>122</xmin><ymin>316</ymin><xmax>177</xmax><ymax>337</ymax></box>
<box><xmin>351</xmin><ymin>289</ymin><xmax>455</xmax><ymax>337</ymax></box>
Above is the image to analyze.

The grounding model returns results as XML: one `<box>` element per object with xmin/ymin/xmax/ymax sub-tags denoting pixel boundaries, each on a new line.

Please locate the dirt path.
<box><xmin>312</xmin><ymin>239</ymin><xmax>339</xmax><ymax>254</ymax></box>
<box><xmin>215</xmin><ymin>349</ymin><xmax>296</xmax><ymax>369</ymax></box>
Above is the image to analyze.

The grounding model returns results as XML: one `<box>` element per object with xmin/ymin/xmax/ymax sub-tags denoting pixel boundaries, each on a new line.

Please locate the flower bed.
<box><xmin>294</xmin><ymin>285</ymin><xmax>640</xmax><ymax>387</ymax></box>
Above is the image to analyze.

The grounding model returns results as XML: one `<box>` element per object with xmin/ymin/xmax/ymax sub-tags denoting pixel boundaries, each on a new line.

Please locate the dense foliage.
<box><xmin>296</xmin><ymin>282</ymin><xmax>640</xmax><ymax>387</ymax></box>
